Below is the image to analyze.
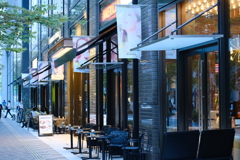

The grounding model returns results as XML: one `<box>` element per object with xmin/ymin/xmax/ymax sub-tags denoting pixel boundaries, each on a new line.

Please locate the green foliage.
<box><xmin>0</xmin><ymin>2</ymin><xmax>68</xmax><ymax>53</ymax></box>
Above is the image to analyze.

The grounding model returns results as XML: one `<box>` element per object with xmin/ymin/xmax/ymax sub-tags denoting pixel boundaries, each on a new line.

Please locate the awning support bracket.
<box><xmin>138</xmin><ymin>20</ymin><xmax>176</xmax><ymax>46</ymax></box>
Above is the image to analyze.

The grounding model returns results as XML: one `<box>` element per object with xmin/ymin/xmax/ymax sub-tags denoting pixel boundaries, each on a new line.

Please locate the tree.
<box><xmin>0</xmin><ymin>1</ymin><xmax>67</xmax><ymax>53</ymax></box>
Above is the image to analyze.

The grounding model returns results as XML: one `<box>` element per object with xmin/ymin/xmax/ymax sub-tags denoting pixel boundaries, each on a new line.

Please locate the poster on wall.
<box><xmin>72</xmin><ymin>36</ymin><xmax>91</xmax><ymax>73</ymax></box>
<box><xmin>116</xmin><ymin>5</ymin><xmax>142</xmax><ymax>59</ymax></box>
<box><xmin>38</xmin><ymin>115</ymin><xmax>53</xmax><ymax>136</ymax></box>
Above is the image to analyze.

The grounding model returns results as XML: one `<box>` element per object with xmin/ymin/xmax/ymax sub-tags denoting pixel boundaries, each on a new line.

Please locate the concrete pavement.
<box><xmin>0</xmin><ymin>115</ymin><xmax>123</xmax><ymax>160</ymax></box>
<box><xmin>0</xmin><ymin>116</ymin><xmax>99</xmax><ymax>160</ymax></box>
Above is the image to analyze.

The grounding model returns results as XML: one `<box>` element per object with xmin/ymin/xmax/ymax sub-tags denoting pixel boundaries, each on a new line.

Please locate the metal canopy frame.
<box><xmin>131</xmin><ymin>34</ymin><xmax>223</xmax><ymax>51</ymax></box>
<box><xmin>131</xmin><ymin>2</ymin><xmax>220</xmax><ymax>52</ymax></box>
<box><xmin>77</xmin><ymin>62</ymin><xmax>123</xmax><ymax>70</ymax></box>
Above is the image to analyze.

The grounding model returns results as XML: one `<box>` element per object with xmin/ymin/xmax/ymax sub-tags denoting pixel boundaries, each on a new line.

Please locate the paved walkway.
<box><xmin>0</xmin><ymin>115</ymin><xmax>122</xmax><ymax>160</ymax></box>
<box><xmin>0</xmin><ymin>115</ymin><xmax>88</xmax><ymax>160</ymax></box>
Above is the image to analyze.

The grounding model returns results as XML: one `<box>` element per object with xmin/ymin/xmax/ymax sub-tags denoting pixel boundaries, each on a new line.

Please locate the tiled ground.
<box><xmin>0</xmin><ymin>117</ymin><xmax>69</xmax><ymax>160</ymax></box>
<box><xmin>0</xmin><ymin>115</ymin><xmax>123</xmax><ymax>160</ymax></box>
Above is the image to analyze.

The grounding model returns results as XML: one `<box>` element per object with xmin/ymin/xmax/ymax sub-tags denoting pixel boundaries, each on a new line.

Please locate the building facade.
<box><xmin>3</xmin><ymin>0</ymin><xmax>240</xmax><ymax>159</ymax></box>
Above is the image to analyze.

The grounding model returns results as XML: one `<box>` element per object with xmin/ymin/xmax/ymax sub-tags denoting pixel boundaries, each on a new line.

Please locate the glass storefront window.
<box><xmin>70</xmin><ymin>0</ymin><xmax>79</xmax><ymax>7</ymax></box>
<box><xmin>127</xmin><ymin>61</ymin><xmax>133</xmax><ymax>130</ymax></box>
<box><xmin>31</xmin><ymin>23</ymin><xmax>38</xmax><ymax>49</ymax></box>
<box><xmin>42</xmin><ymin>49</ymin><xmax>48</xmax><ymax>61</ymax></box>
<box><xmin>159</xmin><ymin>5</ymin><xmax>176</xmax><ymax>37</ymax></box>
<box><xmin>207</xmin><ymin>51</ymin><xmax>219</xmax><ymax>129</ymax></box>
<box><xmin>181</xmin><ymin>0</ymin><xmax>218</xmax><ymax>35</ymax></box>
<box><xmin>69</xmin><ymin>0</ymin><xmax>87</xmax><ymax>22</ymax></box>
<box><xmin>166</xmin><ymin>61</ymin><xmax>177</xmax><ymax>131</ymax></box>
<box><xmin>32</xmin><ymin>46</ymin><xmax>38</xmax><ymax>59</ymax></box>
<box><xmin>70</xmin><ymin>19</ymin><xmax>87</xmax><ymax>36</ymax></box>
<box><xmin>160</xmin><ymin>4</ymin><xmax>177</xmax><ymax>131</ymax></box>
<box><xmin>52</xmin><ymin>0</ymin><xmax>63</xmax><ymax>15</ymax></box>
<box><xmin>229</xmin><ymin>1</ymin><xmax>240</xmax><ymax>159</ymax></box>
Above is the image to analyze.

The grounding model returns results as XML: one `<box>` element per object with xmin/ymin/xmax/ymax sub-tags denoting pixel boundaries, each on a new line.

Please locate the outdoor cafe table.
<box><xmin>71</xmin><ymin>131</ymin><xmax>90</xmax><ymax>154</ymax></box>
<box><xmin>63</xmin><ymin>128</ymin><xmax>78</xmax><ymax>150</ymax></box>
<box><xmin>81</xmin><ymin>131</ymin><xmax>105</xmax><ymax>159</ymax></box>
<box><xmin>94</xmin><ymin>135</ymin><xmax>114</xmax><ymax>160</ymax></box>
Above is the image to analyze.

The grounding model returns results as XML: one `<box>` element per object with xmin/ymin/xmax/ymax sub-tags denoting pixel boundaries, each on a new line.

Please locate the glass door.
<box><xmin>185</xmin><ymin>46</ymin><xmax>219</xmax><ymax>131</ymax></box>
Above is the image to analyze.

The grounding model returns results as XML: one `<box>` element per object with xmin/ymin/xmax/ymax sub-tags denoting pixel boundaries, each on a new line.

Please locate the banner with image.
<box><xmin>29</xmin><ymin>68</ymin><xmax>38</xmax><ymax>84</ymax></box>
<box><xmin>116</xmin><ymin>5</ymin><xmax>142</xmax><ymax>59</ymax></box>
<box><xmin>51</xmin><ymin>57</ymin><xmax>64</xmax><ymax>80</ymax></box>
<box><xmin>38</xmin><ymin>61</ymin><xmax>49</xmax><ymax>82</ymax></box>
<box><xmin>72</xmin><ymin>36</ymin><xmax>91</xmax><ymax>73</ymax></box>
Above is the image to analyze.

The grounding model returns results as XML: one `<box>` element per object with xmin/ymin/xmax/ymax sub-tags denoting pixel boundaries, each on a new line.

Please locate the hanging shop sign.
<box><xmin>72</xmin><ymin>36</ymin><xmax>91</xmax><ymax>73</ymax></box>
<box><xmin>51</xmin><ymin>49</ymin><xmax>65</xmax><ymax>80</ymax></box>
<box><xmin>116</xmin><ymin>5</ymin><xmax>142</xmax><ymax>59</ymax></box>
<box><xmin>38</xmin><ymin>61</ymin><xmax>50</xmax><ymax>82</ymax></box>
<box><xmin>51</xmin><ymin>57</ymin><xmax>64</xmax><ymax>80</ymax></box>
<box><xmin>29</xmin><ymin>68</ymin><xmax>38</xmax><ymax>84</ymax></box>
<box><xmin>23</xmin><ymin>80</ymin><xmax>30</xmax><ymax>88</ymax></box>
<box><xmin>38</xmin><ymin>115</ymin><xmax>53</xmax><ymax>136</ymax></box>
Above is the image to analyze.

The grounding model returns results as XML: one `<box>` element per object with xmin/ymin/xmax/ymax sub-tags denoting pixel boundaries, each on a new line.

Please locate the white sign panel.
<box><xmin>116</xmin><ymin>5</ymin><xmax>142</xmax><ymax>59</ymax></box>
<box><xmin>39</xmin><ymin>115</ymin><xmax>53</xmax><ymax>136</ymax></box>
<box><xmin>72</xmin><ymin>36</ymin><xmax>91</xmax><ymax>73</ymax></box>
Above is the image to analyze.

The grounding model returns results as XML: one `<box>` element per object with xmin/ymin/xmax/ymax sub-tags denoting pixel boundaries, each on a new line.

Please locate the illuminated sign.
<box><xmin>100</xmin><ymin>0</ymin><xmax>120</xmax><ymax>28</ymax></box>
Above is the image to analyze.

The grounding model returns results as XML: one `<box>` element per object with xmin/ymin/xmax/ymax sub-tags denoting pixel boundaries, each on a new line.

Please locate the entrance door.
<box><xmin>181</xmin><ymin>45</ymin><xmax>219</xmax><ymax>131</ymax></box>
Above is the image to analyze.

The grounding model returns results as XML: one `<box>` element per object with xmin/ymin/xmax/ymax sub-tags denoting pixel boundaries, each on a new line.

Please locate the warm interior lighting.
<box><xmin>230</xmin><ymin>36</ymin><xmax>240</xmax><ymax>62</ymax></box>
<box><xmin>52</xmin><ymin>47</ymin><xmax>72</xmax><ymax>58</ymax></box>
<box><xmin>185</xmin><ymin>0</ymin><xmax>218</xmax><ymax>16</ymax></box>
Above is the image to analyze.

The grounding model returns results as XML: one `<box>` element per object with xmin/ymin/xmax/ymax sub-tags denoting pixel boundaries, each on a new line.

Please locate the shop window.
<box><xmin>159</xmin><ymin>4</ymin><xmax>178</xmax><ymax>131</ymax></box>
<box><xmin>181</xmin><ymin>0</ymin><xmax>218</xmax><ymax>35</ymax></box>
<box><xmin>229</xmin><ymin>3</ymin><xmax>240</xmax><ymax>155</ymax></box>
<box><xmin>70</xmin><ymin>19</ymin><xmax>87</xmax><ymax>36</ymax></box>
<box><xmin>159</xmin><ymin>5</ymin><xmax>176</xmax><ymax>37</ymax></box>
<box><xmin>69</xmin><ymin>0</ymin><xmax>87</xmax><ymax>23</ymax></box>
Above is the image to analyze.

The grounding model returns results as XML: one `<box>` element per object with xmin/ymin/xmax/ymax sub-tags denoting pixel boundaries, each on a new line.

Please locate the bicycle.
<box><xmin>17</xmin><ymin>108</ymin><xmax>24</xmax><ymax>123</ymax></box>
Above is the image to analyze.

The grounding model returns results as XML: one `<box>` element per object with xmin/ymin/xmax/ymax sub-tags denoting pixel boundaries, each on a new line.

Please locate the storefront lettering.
<box><xmin>100</xmin><ymin>0</ymin><xmax>120</xmax><ymax>22</ymax></box>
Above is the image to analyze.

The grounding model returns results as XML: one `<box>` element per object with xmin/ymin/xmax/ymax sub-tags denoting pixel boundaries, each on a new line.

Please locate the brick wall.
<box><xmin>138</xmin><ymin>0</ymin><xmax>160</xmax><ymax>159</ymax></box>
<box><xmin>89</xmin><ymin>0</ymin><xmax>99</xmax><ymax>123</ymax></box>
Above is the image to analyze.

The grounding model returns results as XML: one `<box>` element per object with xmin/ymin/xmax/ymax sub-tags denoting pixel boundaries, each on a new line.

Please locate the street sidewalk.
<box><xmin>0</xmin><ymin>114</ymin><xmax>101</xmax><ymax>160</ymax></box>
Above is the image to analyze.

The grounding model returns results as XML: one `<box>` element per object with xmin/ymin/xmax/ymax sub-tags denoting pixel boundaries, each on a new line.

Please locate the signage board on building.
<box><xmin>38</xmin><ymin>115</ymin><xmax>53</xmax><ymax>136</ymax></box>
<box><xmin>100</xmin><ymin>0</ymin><xmax>132</xmax><ymax>29</ymax></box>
<box><xmin>116</xmin><ymin>5</ymin><xmax>142</xmax><ymax>59</ymax></box>
<box><xmin>100</xmin><ymin>0</ymin><xmax>120</xmax><ymax>29</ymax></box>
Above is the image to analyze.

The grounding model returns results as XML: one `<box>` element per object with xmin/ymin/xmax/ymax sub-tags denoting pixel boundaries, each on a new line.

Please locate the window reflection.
<box><xmin>70</xmin><ymin>0</ymin><xmax>87</xmax><ymax>22</ymax></box>
<box><xmin>127</xmin><ymin>61</ymin><xmax>133</xmax><ymax>130</ymax></box>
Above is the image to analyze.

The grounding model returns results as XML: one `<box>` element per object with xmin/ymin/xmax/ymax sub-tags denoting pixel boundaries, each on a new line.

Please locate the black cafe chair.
<box><xmin>197</xmin><ymin>128</ymin><xmax>235</xmax><ymax>160</ymax></box>
<box><xmin>161</xmin><ymin>130</ymin><xmax>200</xmax><ymax>160</ymax></box>
<box><xmin>122</xmin><ymin>133</ymin><xmax>145</xmax><ymax>160</ymax></box>
<box><xmin>108</xmin><ymin>131</ymin><xmax>128</xmax><ymax>160</ymax></box>
<box><xmin>106</xmin><ymin>127</ymin><xmax>119</xmax><ymax>135</ymax></box>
